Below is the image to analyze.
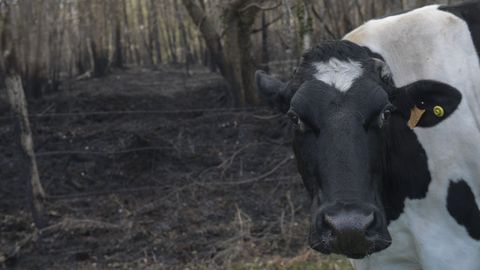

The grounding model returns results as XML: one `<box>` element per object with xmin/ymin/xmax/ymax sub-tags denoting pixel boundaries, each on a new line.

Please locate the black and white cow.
<box><xmin>256</xmin><ymin>2</ymin><xmax>480</xmax><ymax>269</ymax></box>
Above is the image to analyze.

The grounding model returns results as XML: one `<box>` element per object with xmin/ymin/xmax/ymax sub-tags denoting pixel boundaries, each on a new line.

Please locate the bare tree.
<box><xmin>299</xmin><ymin>0</ymin><xmax>313</xmax><ymax>51</ymax></box>
<box><xmin>183</xmin><ymin>0</ymin><xmax>280</xmax><ymax>106</ymax></box>
<box><xmin>149</xmin><ymin>0</ymin><xmax>162</xmax><ymax>65</ymax></box>
<box><xmin>0</xmin><ymin>0</ymin><xmax>448</xmax><ymax>101</ymax></box>
<box><xmin>2</xmin><ymin>9</ymin><xmax>47</xmax><ymax>227</ymax></box>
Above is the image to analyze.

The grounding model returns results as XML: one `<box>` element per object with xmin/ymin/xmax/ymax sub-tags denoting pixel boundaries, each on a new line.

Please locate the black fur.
<box><xmin>255</xmin><ymin>40</ymin><xmax>464</xmax><ymax>257</ymax></box>
<box><xmin>382</xmin><ymin>114</ymin><xmax>431</xmax><ymax>221</ymax></box>
<box><xmin>447</xmin><ymin>180</ymin><xmax>480</xmax><ymax>240</ymax></box>
<box><xmin>280</xmin><ymin>41</ymin><xmax>461</xmax><ymax>223</ymax></box>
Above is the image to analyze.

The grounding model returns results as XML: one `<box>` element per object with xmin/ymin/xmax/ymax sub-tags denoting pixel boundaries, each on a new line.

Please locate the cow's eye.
<box><xmin>379</xmin><ymin>105</ymin><xmax>395</xmax><ymax>128</ymax></box>
<box><xmin>381</xmin><ymin>109</ymin><xmax>391</xmax><ymax>121</ymax></box>
<box><xmin>287</xmin><ymin>110</ymin><xmax>307</xmax><ymax>132</ymax></box>
<box><xmin>289</xmin><ymin>113</ymin><xmax>299</xmax><ymax>125</ymax></box>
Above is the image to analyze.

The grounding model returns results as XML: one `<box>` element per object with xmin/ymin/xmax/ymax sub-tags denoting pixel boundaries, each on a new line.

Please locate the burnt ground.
<box><xmin>0</xmin><ymin>66</ymin><xmax>351</xmax><ymax>269</ymax></box>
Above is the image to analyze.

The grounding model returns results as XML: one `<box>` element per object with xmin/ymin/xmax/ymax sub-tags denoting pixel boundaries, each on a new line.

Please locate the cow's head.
<box><xmin>256</xmin><ymin>41</ymin><xmax>461</xmax><ymax>258</ymax></box>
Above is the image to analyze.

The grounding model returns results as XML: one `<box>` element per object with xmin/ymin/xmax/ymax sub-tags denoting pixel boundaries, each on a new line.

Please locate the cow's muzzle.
<box><xmin>309</xmin><ymin>203</ymin><xmax>391</xmax><ymax>259</ymax></box>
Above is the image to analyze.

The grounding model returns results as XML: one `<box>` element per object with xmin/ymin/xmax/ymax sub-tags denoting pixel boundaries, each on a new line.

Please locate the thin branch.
<box><xmin>311</xmin><ymin>4</ymin><xmax>336</xmax><ymax>39</ymax></box>
<box><xmin>208</xmin><ymin>155</ymin><xmax>292</xmax><ymax>186</ymax></box>
<box><xmin>354</xmin><ymin>0</ymin><xmax>365</xmax><ymax>22</ymax></box>
<box><xmin>240</xmin><ymin>1</ymin><xmax>282</xmax><ymax>12</ymax></box>
<box><xmin>4</xmin><ymin>218</ymin><xmax>123</xmax><ymax>261</ymax></box>
<box><xmin>251</xmin><ymin>14</ymin><xmax>283</xmax><ymax>34</ymax></box>
<box><xmin>46</xmin><ymin>186</ymin><xmax>169</xmax><ymax>200</ymax></box>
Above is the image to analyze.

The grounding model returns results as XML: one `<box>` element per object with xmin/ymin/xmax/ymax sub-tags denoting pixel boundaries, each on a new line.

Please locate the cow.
<box><xmin>256</xmin><ymin>2</ymin><xmax>480</xmax><ymax>270</ymax></box>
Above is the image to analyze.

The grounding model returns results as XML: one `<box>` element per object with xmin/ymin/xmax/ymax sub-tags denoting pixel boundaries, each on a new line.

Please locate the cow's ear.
<box><xmin>390</xmin><ymin>80</ymin><xmax>462</xmax><ymax>128</ymax></box>
<box><xmin>372</xmin><ymin>58</ymin><xmax>393</xmax><ymax>84</ymax></box>
<box><xmin>255</xmin><ymin>70</ymin><xmax>290</xmax><ymax>113</ymax></box>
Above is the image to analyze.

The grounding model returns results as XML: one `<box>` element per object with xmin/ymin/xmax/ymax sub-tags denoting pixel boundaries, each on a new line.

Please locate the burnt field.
<box><xmin>0</xmin><ymin>66</ymin><xmax>351</xmax><ymax>269</ymax></box>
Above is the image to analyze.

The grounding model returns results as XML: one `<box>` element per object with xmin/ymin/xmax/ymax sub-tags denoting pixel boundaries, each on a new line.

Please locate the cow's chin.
<box><xmin>309</xmin><ymin>228</ymin><xmax>392</xmax><ymax>259</ymax></box>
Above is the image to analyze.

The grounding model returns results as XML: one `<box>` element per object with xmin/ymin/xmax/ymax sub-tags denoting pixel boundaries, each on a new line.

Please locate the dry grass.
<box><xmin>180</xmin><ymin>249</ymin><xmax>352</xmax><ymax>270</ymax></box>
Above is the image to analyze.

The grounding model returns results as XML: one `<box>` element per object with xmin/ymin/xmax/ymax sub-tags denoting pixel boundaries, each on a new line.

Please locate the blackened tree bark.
<box><xmin>223</xmin><ymin>1</ymin><xmax>262</xmax><ymax>105</ymax></box>
<box><xmin>182</xmin><ymin>0</ymin><xmax>270</xmax><ymax>106</ymax></box>
<box><xmin>299</xmin><ymin>0</ymin><xmax>313</xmax><ymax>51</ymax></box>
<box><xmin>4</xmin><ymin>52</ymin><xmax>47</xmax><ymax>228</ymax></box>
<box><xmin>181</xmin><ymin>0</ymin><xmax>225</xmax><ymax>73</ymax></box>
<box><xmin>149</xmin><ymin>0</ymin><xmax>163</xmax><ymax>64</ymax></box>
<box><xmin>137</xmin><ymin>0</ymin><xmax>153</xmax><ymax>66</ymax></box>
<box><xmin>261</xmin><ymin>11</ymin><xmax>270</xmax><ymax>72</ymax></box>
<box><xmin>175</xmin><ymin>0</ymin><xmax>192</xmax><ymax>75</ymax></box>
<box><xmin>113</xmin><ymin>10</ymin><xmax>124</xmax><ymax>68</ymax></box>
<box><xmin>122</xmin><ymin>0</ymin><xmax>134</xmax><ymax>64</ymax></box>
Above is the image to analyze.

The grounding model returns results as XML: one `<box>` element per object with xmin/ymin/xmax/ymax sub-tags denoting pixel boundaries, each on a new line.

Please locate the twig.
<box><xmin>46</xmin><ymin>185</ymin><xmax>168</xmax><ymax>200</ymax></box>
<box><xmin>4</xmin><ymin>218</ymin><xmax>123</xmax><ymax>261</ymax></box>
<box><xmin>251</xmin><ymin>14</ymin><xmax>284</xmax><ymax>33</ymax></box>
<box><xmin>208</xmin><ymin>155</ymin><xmax>292</xmax><ymax>186</ymax></box>
<box><xmin>134</xmin><ymin>183</ymin><xmax>197</xmax><ymax>216</ymax></box>
<box><xmin>217</xmin><ymin>143</ymin><xmax>259</xmax><ymax>171</ymax></box>
<box><xmin>240</xmin><ymin>2</ymin><xmax>282</xmax><ymax>12</ymax></box>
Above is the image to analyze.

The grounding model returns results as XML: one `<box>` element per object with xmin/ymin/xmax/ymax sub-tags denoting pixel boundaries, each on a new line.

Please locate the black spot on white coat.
<box><xmin>447</xmin><ymin>180</ymin><xmax>480</xmax><ymax>240</ymax></box>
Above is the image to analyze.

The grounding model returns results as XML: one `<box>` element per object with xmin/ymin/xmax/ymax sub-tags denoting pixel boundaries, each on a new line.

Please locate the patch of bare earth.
<box><xmin>0</xmin><ymin>66</ymin><xmax>351</xmax><ymax>269</ymax></box>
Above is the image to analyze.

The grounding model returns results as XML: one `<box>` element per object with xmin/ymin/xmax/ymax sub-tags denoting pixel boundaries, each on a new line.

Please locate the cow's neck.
<box><xmin>382</xmin><ymin>115</ymin><xmax>431</xmax><ymax>222</ymax></box>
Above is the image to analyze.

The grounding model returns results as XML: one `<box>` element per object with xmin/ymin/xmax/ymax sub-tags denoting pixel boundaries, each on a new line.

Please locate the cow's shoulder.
<box><xmin>439</xmin><ymin>1</ymin><xmax>480</xmax><ymax>58</ymax></box>
<box><xmin>343</xmin><ymin>4</ymin><xmax>478</xmax><ymax>88</ymax></box>
<box><xmin>343</xmin><ymin>5</ymin><xmax>460</xmax><ymax>46</ymax></box>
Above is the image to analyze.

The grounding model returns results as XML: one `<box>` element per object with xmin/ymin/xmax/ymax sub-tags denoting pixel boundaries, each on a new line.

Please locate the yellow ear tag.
<box><xmin>433</xmin><ymin>105</ymin><xmax>445</xmax><ymax>117</ymax></box>
<box><xmin>407</xmin><ymin>106</ymin><xmax>426</xmax><ymax>129</ymax></box>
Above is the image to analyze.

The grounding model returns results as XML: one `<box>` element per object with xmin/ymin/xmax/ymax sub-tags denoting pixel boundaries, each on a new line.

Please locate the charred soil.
<box><xmin>0</xmin><ymin>66</ymin><xmax>350</xmax><ymax>269</ymax></box>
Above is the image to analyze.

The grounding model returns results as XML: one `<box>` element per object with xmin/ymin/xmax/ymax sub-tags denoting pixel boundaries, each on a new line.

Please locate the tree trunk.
<box><xmin>113</xmin><ymin>17</ymin><xmax>124</xmax><ymax>68</ymax></box>
<box><xmin>122</xmin><ymin>0</ymin><xmax>134</xmax><ymax>64</ymax></box>
<box><xmin>181</xmin><ymin>0</ymin><xmax>225</xmax><ymax>74</ymax></box>
<box><xmin>175</xmin><ymin>0</ymin><xmax>191</xmax><ymax>74</ymax></box>
<box><xmin>297</xmin><ymin>0</ymin><xmax>313</xmax><ymax>51</ymax></box>
<box><xmin>223</xmin><ymin>3</ymin><xmax>260</xmax><ymax>105</ymax></box>
<box><xmin>182</xmin><ymin>0</ymin><xmax>261</xmax><ymax>106</ymax></box>
<box><xmin>149</xmin><ymin>0</ymin><xmax>162</xmax><ymax>64</ymax></box>
<box><xmin>3</xmin><ymin>10</ymin><xmax>46</xmax><ymax>224</ymax></box>
<box><xmin>165</xmin><ymin>22</ymin><xmax>178</xmax><ymax>64</ymax></box>
<box><xmin>5</xmin><ymin>73</ymin><xmax>47</xmax><ymax>228</ymax></box>
<box><xmin>261</xmin><ymin>11</ymin><xmax>270</xmax><ymax>72</ymax></box>
<box><xmin>136</xmin><ymin>0</ymin><xmax>153</xmax><ymax>66</ymax></box>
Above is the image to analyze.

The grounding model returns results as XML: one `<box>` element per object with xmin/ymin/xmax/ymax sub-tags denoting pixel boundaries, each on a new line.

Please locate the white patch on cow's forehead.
<box><xmin>313</xmin><ymin>58</ymin><xmax>363</xmax><ymax>92</ymax></box>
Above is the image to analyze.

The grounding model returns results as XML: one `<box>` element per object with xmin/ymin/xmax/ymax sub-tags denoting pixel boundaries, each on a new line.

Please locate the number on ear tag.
<box><xmin>407</xmin><ymin>106</ymin><xmax>426</xmax><ymax>129</ymax></box>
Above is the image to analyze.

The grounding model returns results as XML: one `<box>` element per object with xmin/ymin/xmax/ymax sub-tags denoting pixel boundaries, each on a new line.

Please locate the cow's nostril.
<box><xmin>362</xmin><ymin>213</ymin><xmax>375</xmax><ymax>231</ymax></box>
<box><xmin>323</xmin><ymin>214</ymin><xmax>338</xmax><ymax>233</ymax></box>
<box><xmin>323</xmin><ymin>212</ymin><xmax>375</xmax><ymax>235</ymax></box>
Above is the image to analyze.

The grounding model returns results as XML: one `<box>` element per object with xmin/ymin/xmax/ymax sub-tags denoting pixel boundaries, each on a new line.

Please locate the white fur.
<box><xmin>313</xmin><ymin>58</ymin><xmax>363</xmax><ymax>92</ymax></box>
<box><xmin>344</xmin><ymin>5</ymin><xmax>480</xmax><ymax>270</ymax></box>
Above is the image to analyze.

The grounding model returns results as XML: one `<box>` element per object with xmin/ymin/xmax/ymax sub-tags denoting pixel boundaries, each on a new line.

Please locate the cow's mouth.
<box><xmin>311</xmin><ymin>241</ymin><xmax>391</xmax><ymax>259</ymax></box>
<box><xmin>310</xmin><ymin>240</ymin><xmax>372</xmax><ymax>259</ymax></box>
<box><xmin>343</xmin><ymin>252</ymin><xmax>369</xmax><ymax>259</ymax></box>
<box><xmin>309</xmin><ymin>227</ymin><xmax>392</xmax><ymax>259</ymax></box>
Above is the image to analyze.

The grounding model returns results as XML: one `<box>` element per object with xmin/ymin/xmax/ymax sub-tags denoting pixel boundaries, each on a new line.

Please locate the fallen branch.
<box><xmin>3</xmin><ymin>218</ymin><xmax>123</xmax><ymax>262</ymax></box>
